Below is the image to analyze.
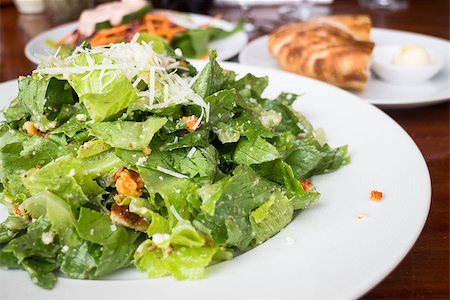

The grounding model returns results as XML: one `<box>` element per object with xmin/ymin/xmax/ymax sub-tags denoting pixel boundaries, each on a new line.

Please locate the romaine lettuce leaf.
<box><xmin>0</xmin><ymin>135</ymin><xmax>70</xmax><ymax>177</ymax></box>
<box><xmin>138</xmin><ymin>167</ymin><xmax>200</xmax><ymax>228</ymax></box>
<box><xmin>135</xmin><ymin>240</ymin><xmax>217</xmax><ymax>280</ymax></box>
<box><xmin>21</xmin><ymin>258</ymin><xmax>58</xmax><ymax>290</ymax></box>
<box><xmin>250</xmin><ymin>191</ymin><xmax>293</xmax><ymax>244</ymax></box>
<box><xmin>89</xmin><ymin>117</ymin><xmax>167</xmax><ymax>150</ymax></box>
<box><xmin>252</xmin><ymin>159</ymin><xmax>320</xmax><ymax>210</ymax></box>
<box><xmin>204</xmin><ymin>89</ymin><xmax>237</xmax><ymax>124</ymax></box>
<box><xmin>69</xmin><ymin>54</ymin><xmax>137</xmax><ymax>122</ymax></box>
<box><xmin>22</xmin><ymin>155</ymin><xmax>89</xmax><ymax>209</ymax></box>
<box><xmin>22</xmin><ymin>191</ymin><xmax>79</xmax><ymax>246</ymax></box>
<box><xmin>192</xmin><ymin>51</ymin><xmax>235</xmax><ymax>98</ymax></box>
<box><xmin>231</xmin><ymin>73</ymin><xmax>268</xmax><ymax>98</ymax></box>
<box><xmin>158</xmin><ymin>128</ymin><xmax>210</xmax><ymax>151</ymax></box>
<box><xmin>284</xmin><ymin>143</ymin><xmax>350</xmax><ymax>178</ymax></box>
<box><xmin>233</xmin><ymin>137</ymin><xmax>280</xmax><ymax>166</ymax></box>
<box><xmin>194</xmin><ymin>165</ymin><xmax>278</xmax><ymax>250</ymax></box>
<box><xmin>0</xmin><ymin>216</ymin><xmax>29</xmax><ymax>243</ymax></box>
<box><xmin>75</xmin><ymin>208</ymin><xmax>138</xmax><ymax>277</ymax></box>
<box><xmin>3</xmin><ymin>217</ymin><xmax>59</xmax><ymax>262</ymax></box>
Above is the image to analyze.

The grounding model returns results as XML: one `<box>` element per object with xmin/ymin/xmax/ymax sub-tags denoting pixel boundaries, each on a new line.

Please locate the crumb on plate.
<box><xmin>370</xmin><ymin>190</ymin><xmax>383</xmax><ymax>201</ymax></box>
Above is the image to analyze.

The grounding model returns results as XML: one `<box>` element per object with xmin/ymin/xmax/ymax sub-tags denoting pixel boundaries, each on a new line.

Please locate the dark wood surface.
<box><xmin>0</xmin><ymin>0</ymin><xmax>448</xmax><ymax>298</ymax></box>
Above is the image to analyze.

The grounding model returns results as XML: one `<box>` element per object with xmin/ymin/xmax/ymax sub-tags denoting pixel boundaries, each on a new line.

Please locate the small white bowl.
<box><xmin>371</xmin><ymin>45</ymin><xmax>444</xmax><ymax>85</ymax></box>
<box><xmin>14</xmin><ymin>0</ymin><xmax>44</xmax><ymax>14</ymax></box>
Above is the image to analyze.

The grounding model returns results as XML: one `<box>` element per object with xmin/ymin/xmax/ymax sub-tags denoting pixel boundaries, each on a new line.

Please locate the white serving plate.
<box><xmin>0</xmin><ymin>61</ymin><xmax>431</xmax><ymax>299</ymax></box>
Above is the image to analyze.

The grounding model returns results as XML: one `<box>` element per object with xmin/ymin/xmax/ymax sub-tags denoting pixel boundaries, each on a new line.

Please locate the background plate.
<box><xmin>239</xmin><ymin>28</ymin><xmax>450</xmax><ymax>108</ymax></box>
<box><xmin>0</xmin><ymin>61</ymin><xmax>430</xmax><ymax>299</ymax></box>
<box><xmin>25</xmin><ymin>12</ymin><xmax>248</xmax><ymax>64</ymax></box>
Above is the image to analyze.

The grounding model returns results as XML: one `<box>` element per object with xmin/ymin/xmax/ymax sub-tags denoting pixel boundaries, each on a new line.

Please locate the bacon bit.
<box><xmin>300</xmin><ymin>179</ymin><xmax>314</xmax><ymax>192</ymax></box>
<box><xmin>370</xmin><ymin>190</ymin><xmax>383</xmax><ymax>202</ymax></box>
<box><xmin>182</xmin><ymin>115</ymin><xmax>200</xmax><ymax>132</ymax></box>
<box><xmin>110</xmin><ymin>203</ymin><xmax>149</xmax><ymax>232</ymax></box>
<box><xmin>143</xmin><ymin>147</ymin><xmax>151</xmax><ymax>156</ymax></box>
<box><xmin>14</xmin><ymin>205</ymin><xmax>23</xmax><ymax>217</ymax></box>
<box><xmin>114</xmin><ymin>168</ymin><xmax>144</xmax><ymax>197</ymax></box>
<box><xmin>35</xmin><ymin>164</ymin><xmax>41</xmax><ymax>170</ymax></box>
<box><xmin>14</xmin><ymin>204</ymin><xmax>31</xmax><ymax>219</ymax></box>
<box><xmin>22</xmin><ymin>121</ymin><xmax>47</xmax><ymax>137</ymax></box>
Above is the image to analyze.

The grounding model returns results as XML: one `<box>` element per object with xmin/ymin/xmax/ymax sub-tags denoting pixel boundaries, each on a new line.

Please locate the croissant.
<box><xmin>269</xmin><ymin>15</ymin><xmax>374</xmax><ymax>91</ymax></box>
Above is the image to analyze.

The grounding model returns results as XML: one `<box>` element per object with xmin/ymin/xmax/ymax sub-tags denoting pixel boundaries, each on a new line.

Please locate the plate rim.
<box><xmin>0</xmin><ymin>61</ymin><xmax>432</xmax><ymax>299</ymax></box>
<box><xmin>238</xmin><ymin>28</ymin><xmax>450</xmax><ymax>108</ymax></box>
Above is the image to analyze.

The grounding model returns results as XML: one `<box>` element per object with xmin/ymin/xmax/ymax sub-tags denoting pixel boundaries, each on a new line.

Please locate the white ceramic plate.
<box><xmin>239</xmin><ymin>28</ymin><xmax>450</xmax><ymax>108</ymax></box>
<box><xmin>25</xmin><ymin>12</ymin><xmax>248</xmax><ymax>64</ymax></box>
<box><xmin>0</xmin><ymin>62</ymin><xmax>431</xmax><ymax>300</ymax></box>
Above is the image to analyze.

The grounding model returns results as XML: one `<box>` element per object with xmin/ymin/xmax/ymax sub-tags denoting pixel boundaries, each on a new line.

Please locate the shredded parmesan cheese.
<box><xmin>156</xmin><ymin>166</ymin><xmax>188</xmax><ymax>179</ymax></box>
<box><xmin>34</xmin><ymin>38</ymin><xmax>210</xmax><ymax>121</ymax></box>
<box><xmin>187</xmin><ymin>147</ymin><xmax>197</xmax><ymax>158</ymax></box>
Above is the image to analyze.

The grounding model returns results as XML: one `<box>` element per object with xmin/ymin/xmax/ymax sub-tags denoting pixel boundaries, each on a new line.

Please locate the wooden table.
<box><xmin>0</xmin><ymin>0</ymin><xmax>448</xmax><ymax>298</ymax></box>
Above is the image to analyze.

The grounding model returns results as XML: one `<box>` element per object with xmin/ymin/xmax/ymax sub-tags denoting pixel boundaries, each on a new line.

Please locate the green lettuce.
<box><xmin>233</xmin><ymin>137</ymin><xmax>280</xmax><ymax>166</ymax></box>
<box><xmin>250</xmin><ymin>191</ymin><xmax>293</xmax><ymax>244</ymax></box>
<box><xmin>69</xmin><ymin>54</ymin><xmax>137</xmax><ymax>122</ymax></box>
<box><xmin>89</xmin><ymin>117</ymin><xmax>167</xmax><ymax>150</ymax></box>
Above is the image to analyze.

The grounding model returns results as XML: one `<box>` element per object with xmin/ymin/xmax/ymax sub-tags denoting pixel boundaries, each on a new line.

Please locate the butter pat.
<box><xmin>391</xmin><ymin>45</ymin><xmax>431</xmax><ymax>66</ymax></box>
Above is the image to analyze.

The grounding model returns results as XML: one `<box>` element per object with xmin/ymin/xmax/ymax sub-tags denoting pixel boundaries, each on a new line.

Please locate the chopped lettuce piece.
<box><xmin>0</xmin><ymin>136</ymin><xmax>70</xmax><ymax>177</ymax></box>
<box><xmin>195</xmin><ymin>166</ymin><xmax>278</xmax><ymax>250</ymax></box>
<box><xmin>22</xmin><ymin>191</ymin><xmax>79</xmax><ymax>246</ymax></box>
<box><xmin>233</xmin><ymin>137</ymin><xmax>280</xmax><ymax>166</ymax></box>
<box><xmin>69</xmin><ymin>54</ymin><xmax>137</xmax><ymax>122</ymax></box>
<box><xmin>284</xmin><ymin>143</ymin><xmax>350</xmax><ymax>179</ymax></box>
<box><xmin>0</xmin><ymin>216</ymin><xmax>29</xmax><ymax>243</ymax></box>
<box><xmin>252</xmin><ymin>159</ymin><xmax>320</xmax><ymax>210</ymax></box>
<box><xmin>135</xmin><ymin>240</ymin><xmax>217</xmax><ymax>280</ymax></box>
<box><xmin>22</xmin><ymin>155</ymin><xmax>89</xmax><ymax>210</ymax></box>
<box><xmin>77</xmin><ymin>140</ymin><xmax>111</xmax><ymax>158</ymax></box>
<box><xmin>204</xmin><ymin>89</ymin><xmax>237</xmax><ymax>124</ymax></box>
<box><xmin>138</xmin><ymin>167</ymin><xmax>200</xmax><ymax>228</ymax></box>
<box><xmin>75</xmin><ymin>208</ymin><xmax>138</xmax><ymax>277</ymax></box>
<box><xmin>231</xmin><ymin>73</ymin><xmax>268</xmax><ymax>98</ymax></box>
<box><xmin>3</xmin><ymin>217</ymin><xmax>59</xmax><ymax>262</ymax></box>
<box><xmin>250</xmin><ymin>191</ymin><xmax>293</xmax><ymax>244</ymax></box>
<box><xmin>21</xmin><ymin>258</ymin><xmax>58</xmax><ymax>289</ymax></box>
<box><xmin>192</xmin><ymin>50</ymin><xmax>235</xmax><ymax>98</ymax></box>
<box><xmin>89</xmin><ymin>117</ymin><xmax>167</xmax><ymax>150</ymax></box>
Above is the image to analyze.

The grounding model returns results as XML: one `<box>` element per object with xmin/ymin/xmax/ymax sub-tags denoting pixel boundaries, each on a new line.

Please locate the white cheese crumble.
<box><xmin>61</xmin><ymin>245</ymin><xmax>70</xmax><ymax>253</ymax></box>
<box><xmin>285</xmin><ymin>236</ymin><xmax>295</xmax><ymax>245</ymax></box>
<box><xmin>174</xmin><ymin>48</ymin><xmax>183</xmax><ymax>57</ymax></box>
<box><xmin>152</xmin><ymin>233</ymin><xmax>171</xmax><ymax>245</ymax></box>
<box><xmin>75</xmin><ymin>114</ymin><xmax>87</xmax><ymax>121</ymax></box>
<box><xmin>110</xmin><ymin>224</ymin><xmax>117</xmax><ymax>232</ymax></box>
<box><xmin>136</xmin><ymin>156</ymin><xmax>148</xmax><ymax>166</ymax></box>
<box><xmin>41</xmin><ymin>231</ymin><xmax>55</xmax><ymax>245</ymax></box>
<box><xmin>259</xmin><ymin>110</ymin><xmax>282</xmax><ymax>129</ymax></box>
<box><xmin>68</xmin><ymin>169</ymin><xmax>76</xmax><ymax>177</ymax></box>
